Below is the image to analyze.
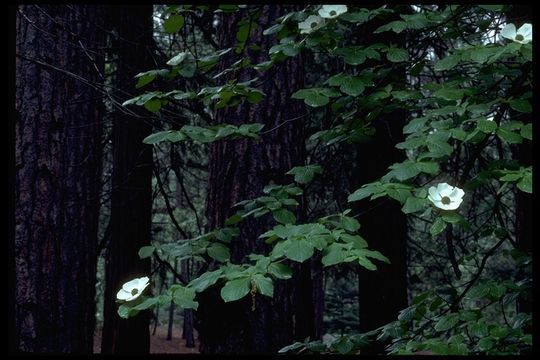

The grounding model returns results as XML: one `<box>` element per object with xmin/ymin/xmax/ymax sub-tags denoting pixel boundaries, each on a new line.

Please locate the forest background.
<box><xmin>11</xmin><ymin>3</ymin><xmax>533</xmax><ymax>355</ymax></box>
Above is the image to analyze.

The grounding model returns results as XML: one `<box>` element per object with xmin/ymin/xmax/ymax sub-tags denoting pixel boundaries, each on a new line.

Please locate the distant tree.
<box><xmin>15</xmin><ymin>4</ymin><xmax>105</xmax><ymax>353</ymax></box>
<box><xmin>100</xmin><ymin>5</ymin><xmax>155</xmax><ymax>354</ymax></box>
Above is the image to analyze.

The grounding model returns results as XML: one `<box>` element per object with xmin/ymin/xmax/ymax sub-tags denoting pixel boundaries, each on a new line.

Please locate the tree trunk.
<box><xmin>353</xmin><ymin>6</ymin><xmax>409</xmax><ymax>354</ymax></box>
<box><xmin>100</xmin><ymin>5</ymin><xmax>154</xmax><ymax>355</ymax></box>
<box><xmin>167</xmin><ymin>300</ymin><xmax>175</xmax><ymax>341</ymax></box>
<box><xmin>197</xmin><ymin>5</ymin><xmax>318</xmax><ymax>354</ymax></box>
<box><xmin>183</xmin><ymin>309</ymin><xmax>196</xmax><ymax>347</ymax></box>
<box><xmin>15</xmin><ymin>4</ymin><xmax>105</xmax><ymax>353</ymax></box>
<box><xmin>506</xmin><ymin>4</ymin><xmax>532</xmax><ymax>327</ymax></box>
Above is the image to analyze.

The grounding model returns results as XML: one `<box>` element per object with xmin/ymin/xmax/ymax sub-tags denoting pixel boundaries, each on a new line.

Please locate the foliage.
<box><xmin>115</xmin><ymin>3</ymin><xmax>532</xmax><ymax>355</ymax></box>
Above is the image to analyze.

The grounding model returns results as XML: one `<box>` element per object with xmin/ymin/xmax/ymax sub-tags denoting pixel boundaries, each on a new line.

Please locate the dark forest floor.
<box><xmin>93</xmin><ymin>326</ymin><xmax>200</xmax><ymax>354</ymax></box>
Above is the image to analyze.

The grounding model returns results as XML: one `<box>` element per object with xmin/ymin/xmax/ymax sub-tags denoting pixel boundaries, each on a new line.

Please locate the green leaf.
<box><xmin>387</xmin><ymin>161</ymin><xmax>438</xmax><ymax>181</ymax></box>
<box><xmin>118</xmin><ymin>304</ymin><xmax>133</xmax><ymax>319</ymax></box>
<box><xmin>188</xmin><ymin>269</ymin><xmax>222</xmax><ymax>293</ymax></box>
<box><xmin>283</xmin><ymin>239</ymin><xmax>314</xmax><ymax>263</ymax></box>
<box><xmin>398</xmin><ymin>305</ymin><xmax>418</xmax><ymax>322</ymax></box>
<box><xmin>386</xmin><ymin>48</ymin><xmax>409</xmax><ymax>62</ymax></box>
<box><xmin>136</xmin><ymin>74</ymin><xmax>156</xmax><ymax>89</ymax></box>
<box><xmin>144</xmin><ymin>99</ymin><xmax>161</xmax><ymax>112</ymax></box>
<box><xmin>138</xmin><ymin>246</ymin><xmax>155</xmax><ymax>259</ymax></box>
<box><xmin>333</xmin><ymin>336</ymin><xmax>355</xmax><ymax>354</ymax></box>
<box><xmin>517</xmin><ymin>172</ymin><xmax>532</xmax><ymax>193</ymax></box>
<box><xmin>278</xmin><ymin>342</ymin><xmax>304</xmax><ymax>354</ymax></box>
<box><xmin>348</xmin><ymin>183</ymin><xmax>380</xmax><ymax>202</ymax></box>
<box><xmin>342</xmin><ymin>77</ymin><xmax>365</xmax><ymax>97</ymax></box>
<box><xmin>402</xmin><ymin>197</ymin><xmax>426</xmax><ymax>214</ymax></box>
<box><xmin>207</xmin><ymin>243</ymin><xmax>230</xmax><ymax>262</ymax></box>
<box><xmin>334</xmin><ymin>47</ymin><xmax>369</xmax><ymax>65</ymax></box>
<box><xmin>236</xmin><ymin>22</ymin><xmax>251</xmax><ymax>43</ymax></box>
<box><xmin>164</xmin><ymin>14</ymin><xmax>185</xmax><ymax>34</ymax></box>
<box><xmin>143</xmin><ymin>131</ymin><xmax>171</xmax><ymax>145</ymax></box>
<box><xmin>509</xmin><ymin>99</ymin><xmax>532</xmax><ymax>113</ymax></box>
<box><xmin>357</xmin><ymin>249</ymin><xmax>390</xmax><ymax>263</ymax></box>
<box><xmin>434</xmin><ymin>87</ymin><xmax>464</xmax><ymax>101</ymax></box>
<box><xmin>340</xmin><ymin>215</ymin><xmax>360</xmax><ymax>232</ymax></box>
<box><xmin>341</xmin><ymin>234</ymin><xmax>368</xmax><ymax>249</ymax></box>
<box><xmin>329</xmin><ymin>74</ymin><xmax>365</xmax><ymax>97</ymax></box>
<box><xmin>467</xmin><ymin>283</ymin><xmax>490</xmax><ymax>299</ymax></box>
<box><xmin>403</xmin><ymin>117</ymin><xmax>428</xmax><ymax>134</ymax></box>
<box><xmin>476</xmin><ymin>118</ymin><xmax>497</xmax><ymax>133</ymax></box>
<box><xmin>499</xmin><ymin>172</ymin><xmax>522</xmax><ymax>182</ymax></box>
<box><xmin>267</xmin><ymin>262</ymin><xmax>293</xmax><ymax>279</ymax></box>
<box><xmin>273</xmin><ymin>208</ymin><xmax>296</xmax><ymax>224</ymax></box>
<box><xmin>291</xmin><ymin>88</ymin><xmax>340</xmax><ymax>107</ymax></box>
<box><xmin>434</xmin><ymin>313</ymin><xmax>459</xmax><ymax>332</ymax></box>
<box><xmin>286</xmin><ymin>164</ymin><xmax>323</xmax><ymax>184</ymax></box>
<box><xmin>220</xmin><ymin>277</ymin><xmax>251</xmax><ymax>302</ymax></box>
<box><xmin>478</xmin><ymin>337</ymin><xmax>494</xmax><ymax>351</ymax></box>
<box><xmin>410</xmin><ymin>61</ymin><xmax>425</xmax><ymax>76</ymax></box>
<box><xmin>430</xmin><ymin>217</ymin><xmax>447</xmax><ymax>237</ymax></box>
<box><xmin>246</xmin><ymin>90</ymin><xmax>264</xmax><ymax>104</ymax></box>
<box><xmin>357</xmin><ymin>256</ymin><xmax>377</xmax><ymax>271</ymax></box>
<box><xmin>427</xmin><ymin>137</ymin><xmax>454</xmax><ymax>157</ymax></box>
<box><xmin>496</xmin><ymin>128</ymin><xmax>522</xmax><ymax>144</ymax></box>
<box><xmin>322</xmin><ymin>243</ymin><xmax>346</xmax><ymax>266</ymax></box>
<box><xmin>340</xmin><ymin>11</ymin><xmax>370</xmax><ymax>23</ymax></box>
<box><xmin>224</xmin><ymin>214</ymin><xmax>243</xmax><ymax>226</ymax></box>
<box><xmin>167</xmin><ymin>52</ymin><xmax>190</xmax><ymax>66</ymax></box>
<box><xmin>252</xmin><ymin>274</ymin><xmax>274</xmax><ymax>297</ymax></box>
<box><xmin>172</xmin><ymin>286</ymin><xmax>198</xmax><ymax>310</ymax></box>
<box><xmin>520</xmin><ymin>123</ymin><xmax>532</xmax><ymax>140</ymax></box>
<box><xmin>374</xmin><ymin>20</ymin><xmax>408</xmax><ymax>34</ymax></box>
<box><xmin>263</xmin><ymin>23</ymin><xmax>283</xmax><ymax>35</ymax></box>
<box><xmin>131</xmin><ymin>297</ymin><xmax>159</xmax><ymax>311</ymax></box>
<box><xmin>167</xmin><ymin>131</ymin><xmax>186</xmax><ymax>142</ymax></box>
<box><xmin>478</xmin><ymin>5</ymin><xmax>504</xmax><ymax>11</ymax></box>
<box><xmin>434</xmin><ymin>54</ymin><xmax>460</xmax><ymax>71</ymax></box>
<box><xmin>441</xmin><ymin>212</ymin><xmax>464</xmax><ymax>224</ymax></box>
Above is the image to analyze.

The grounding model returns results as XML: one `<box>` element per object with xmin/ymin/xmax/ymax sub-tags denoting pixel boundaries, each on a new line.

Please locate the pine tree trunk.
<box><xmin>197</xmin><ymin>5</ymin><xmax>318</xmax><ymax>354</ymax></box>
<box><xmin>15</xmin><ymin>4</ymin><xmax>105</xmax><ymax>353</ymax></box>
<box><xmin>100</xmin><ymin>5</ymin><xmax>154</xmax><ymax>354</ymax></box>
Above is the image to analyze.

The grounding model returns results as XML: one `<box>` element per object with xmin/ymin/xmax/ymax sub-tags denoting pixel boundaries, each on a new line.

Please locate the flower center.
<box><xmin>330</xmin><ymin>10</ymin><xmax>337</xmax><ymax>16</ymax></box>
<box><xmin>515</xmin><ymin>34</ymin><xmax>524</xmax><ymax>41</ymax></box>
<box><xmin>441</xmin><ymin>196</ymin><xmax>451</xmax><ymax>205</ymax></box>
<box><xmin>131</xmin><ymin>288</ymin><xmax>139</xmax><ymax>296</ymax></box>
<box><xmin>310</xmin><ymin>22</ymin><xmax>318</xmax><ymax>28</ymax></box>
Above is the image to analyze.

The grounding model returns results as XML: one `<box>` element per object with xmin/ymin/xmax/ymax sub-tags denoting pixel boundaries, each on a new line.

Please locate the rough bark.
<box><xmin>100</xmin><ymin>5</ymin><xmax>154</xmax><ymax>354</ymax></box>
<box><xmin>15</xmin><ymin>4</ymin><xmax>105</xmax><ymax>353</ymax></box>
<box><xmin>197</xmin><ymin>5</ymin><xmax>318</xmax><ymax>354</ymax></box>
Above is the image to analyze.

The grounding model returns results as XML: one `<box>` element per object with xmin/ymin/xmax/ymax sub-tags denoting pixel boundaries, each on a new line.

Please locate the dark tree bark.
<box><xmin>100</xmin><ymin>5</ymin><xmax>154</xmax><ymax>355</ymax></box>
<box><xmin>167</xmin><ymin>300</ymin><xmax>175</xmax><ymax>341</ymax></box>
<box><xmin>15</xmin><ymin>4</ymin><xmax>105</xmax><ymax>353</ymax></box>
<box><xmin>506</xmin><ymin>5</ymin><xmax>532</xmax><ymax>321</ymax></box>
<box><xmin>352</xmin><ymin>6</ymin><xmax>409</xmax><ymax>354</ymax></box>
<box><xmin>197</xmin><ymin>5</ymin><xmax>320</xmax><ymax>354</ymax></box>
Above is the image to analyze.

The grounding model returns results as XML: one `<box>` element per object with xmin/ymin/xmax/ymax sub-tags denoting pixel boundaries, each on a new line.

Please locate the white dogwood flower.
<box><xmin>428</xmin><ymin>183</ymin><xmax>465</xmax><ymax>210</ymax></box>
<box><xmin>501</xmin><ymin>23</ymin><xmax>532</xmax><ymax>44</ymax></box>
<box><xmin>298</xmin><ymin>15</ymin><xmax>325</xmax><ymax>34</ymax></box>
<box><xmin>318</xmin><ymin>5</ymin><xmax>348</xmax><ymax>19</ymax></box>
<box><xmin>116</xmin><ymin>276</ymin><xmax>150</xmax><ymax>301</ymax></box>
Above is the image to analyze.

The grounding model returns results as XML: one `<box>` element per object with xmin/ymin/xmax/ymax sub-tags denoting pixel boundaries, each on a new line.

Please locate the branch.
<box><xmin>152</xmin><ymin>158</ymin><xmax>190</xmax><ymax>239</ymax></box>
